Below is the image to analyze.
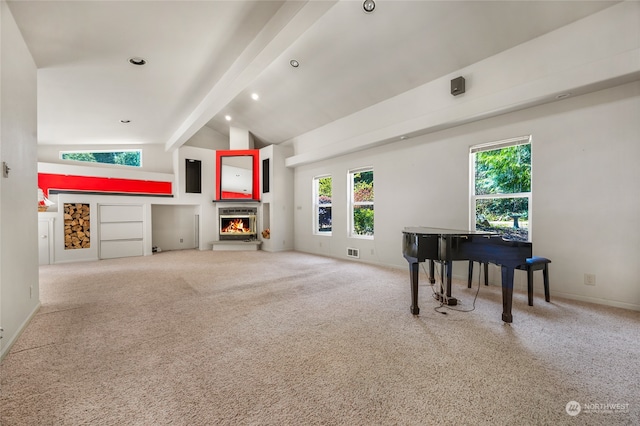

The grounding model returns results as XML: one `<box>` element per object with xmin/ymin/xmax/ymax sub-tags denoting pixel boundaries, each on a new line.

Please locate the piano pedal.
<box><xmin>435</xmin><ymin>292</ymin><xmax>458</xmax><ymax>306</ymax></box>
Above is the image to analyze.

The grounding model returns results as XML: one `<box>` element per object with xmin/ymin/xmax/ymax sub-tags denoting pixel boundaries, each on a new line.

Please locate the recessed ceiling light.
<box><xmin>290</xmin><ymin>59</ymin><xmax>299</xmax><ymax>68</ymax></box>
<box><xmin>363</xmin><ymin>0</ymin><xmax>375</xmax><ymax>13</ymax></box>
<box><xmin>225</xmin><ymin>115</ymin><xmax>232</xmax><ymax>121</ymax></box>
<box><xmin>251</xmin><ymin>93</ymin><xmax>259</xmax><ymax>101</ymax></box>
<box><xmin>128</xmin><ymin>57</ymin><xmax>146</xmax><ymax>66</ymax></box>
<box><xmin>120</xmin><ymin>119</ymin><xmax>131</xmax><ymax>124</ymax></box>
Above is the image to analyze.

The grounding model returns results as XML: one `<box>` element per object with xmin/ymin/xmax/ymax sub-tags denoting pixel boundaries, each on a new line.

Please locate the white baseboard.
<box><xmin>551</xmin><ymin>291</ymin><xmax>640</xmax><ymax>312</ymax></box>
<box><xmin>0</xmin><ymin>302</ymin><xmax>41</xmax><ymax>362</ymax></box>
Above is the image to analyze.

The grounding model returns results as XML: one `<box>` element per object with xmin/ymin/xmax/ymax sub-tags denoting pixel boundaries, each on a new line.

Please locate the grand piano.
<box><xmin>402</xmin><ymin>227</ymin><xmax>532</xmax><ymax>323</ymax></box>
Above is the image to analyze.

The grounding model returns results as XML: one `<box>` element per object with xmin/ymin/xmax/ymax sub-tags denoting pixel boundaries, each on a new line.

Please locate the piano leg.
<box><xmin>445</xmin><ymin>260</ymin><xmax>453</xmax><ymax>297</ymax></box>
<box><xmin>484</xmin><ymin>263</ymin><xmax>489</xmax><ymax>286</ymax></box>
<box><xmin>428</xmin><ymin>260</ymin><xmax>436</xmax><ymax>284</ymax></box>
<box><xmin>501</xmin><ymin>266</ymin><xmax>515</xmax><ymax>323</ymax></box>
<box><xmin>408</xmin><ymin>259</ymin><xmax>420</xmax><ymax>315</ymax></box>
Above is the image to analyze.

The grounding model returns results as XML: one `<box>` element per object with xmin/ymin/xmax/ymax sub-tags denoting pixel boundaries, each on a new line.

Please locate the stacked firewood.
<box><xmin>64</xmin><ymin>203</ymin><xmax>90</xmax><ymax>249</ymax></box>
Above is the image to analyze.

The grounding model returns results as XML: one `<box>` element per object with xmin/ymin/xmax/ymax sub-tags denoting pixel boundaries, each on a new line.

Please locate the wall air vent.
<box><xmin>347</xmin><ymin>248</ymin><xmax>360</xmax><ymax>259</ymax></box>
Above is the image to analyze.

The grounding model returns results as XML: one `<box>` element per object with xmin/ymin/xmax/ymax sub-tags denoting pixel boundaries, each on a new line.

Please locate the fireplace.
<box><xmin>219</xmin><ymin>207</ymin><xmax>257</xmax><ymax>241</ymax></box>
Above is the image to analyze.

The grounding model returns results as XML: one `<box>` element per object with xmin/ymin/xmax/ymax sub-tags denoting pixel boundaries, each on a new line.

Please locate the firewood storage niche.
<box><xmin>64</xmin><ymin>203</ymin><xmax>90</xmax><ymax>250</ymax></box>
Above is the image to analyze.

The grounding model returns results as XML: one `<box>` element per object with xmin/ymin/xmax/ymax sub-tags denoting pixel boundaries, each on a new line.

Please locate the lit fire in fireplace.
<box><xmin>219</xmin><ymin>210</ymin><xmax>256</xmax><ymax>240</ymax></box>
<box><xmin>221</xmin><ymin>218</ymin><xmax>252</xmax><ymax>234</ymax></box>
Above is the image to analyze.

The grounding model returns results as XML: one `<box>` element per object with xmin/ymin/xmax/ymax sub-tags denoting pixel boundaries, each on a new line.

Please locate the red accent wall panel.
<box><xmin>38</xmin><ymin>173</ymin><xmax>172</xmax><ymax>196</ymax></box>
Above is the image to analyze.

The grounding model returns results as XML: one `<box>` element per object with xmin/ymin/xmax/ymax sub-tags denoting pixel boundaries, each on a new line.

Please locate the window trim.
<box><xmin>313</xmin><ymin>174</ymin><xmax>332</xmax><ymax>236</ymax></box>
<box><xmin>470</xmin><ymin>135</ymin><xmax>531</xmax><ymax>154</ymax></box>
<box><xmin>470</xmin><ymin>136</ymin><xmax>532</xmax><ymax>241</ymax></box>
<box><xmin>348</xmin><ymin>166</ymin><xmax>374</xmax><ymax>239</ymax></box>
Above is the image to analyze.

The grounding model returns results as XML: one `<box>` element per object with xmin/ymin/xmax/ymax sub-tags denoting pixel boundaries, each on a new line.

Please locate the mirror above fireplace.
<box><xmin>215</xmin><ymin>149</ymin><xmax>260</xmax><ymax>201</ymax></box>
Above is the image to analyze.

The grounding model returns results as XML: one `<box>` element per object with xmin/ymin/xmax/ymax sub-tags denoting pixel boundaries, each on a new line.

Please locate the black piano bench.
<box><xmin>517</xmin><ymin>256</ymin><xmax>551</xmax><ymax>306</ymax></box>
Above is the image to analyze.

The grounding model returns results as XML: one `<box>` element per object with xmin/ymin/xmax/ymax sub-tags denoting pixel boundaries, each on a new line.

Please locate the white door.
<box><xmin>38</xmin><ymin>220</ymin><xmax>50</xmax><ymax>265</ymax></box>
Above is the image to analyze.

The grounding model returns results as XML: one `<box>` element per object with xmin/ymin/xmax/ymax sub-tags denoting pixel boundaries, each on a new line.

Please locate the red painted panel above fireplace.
<box><xmin>215</xmin><ymin>149</ymin><xmax>260</xmax><ymax>201</ymax></box>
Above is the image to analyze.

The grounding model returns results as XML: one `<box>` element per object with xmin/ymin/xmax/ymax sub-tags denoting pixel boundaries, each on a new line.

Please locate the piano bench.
<box><xmin>516</xmin><ymin>256</ymin><xmax>552</xmax><ymax>306</ymax></box>
<box><xmin>468</xmin><ymin>257</ymin><xmax>551</xmax><ymax>306</ymax></box>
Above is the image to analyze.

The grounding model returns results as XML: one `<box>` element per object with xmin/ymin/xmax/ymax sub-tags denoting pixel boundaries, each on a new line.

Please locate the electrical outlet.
<box><xmin>30</xmin><ymin>285</ymin><xmax>33</xmax><ymax>298</ymax></box>
<box><xmin>180</xmin><ymin>238</ymin><xmax>183</xmax><ymax>243</ymax></box>
<box><xmin>584</xmin><ymin>273</ymin><xmax>596</xmax><ymax>286</ymax></box>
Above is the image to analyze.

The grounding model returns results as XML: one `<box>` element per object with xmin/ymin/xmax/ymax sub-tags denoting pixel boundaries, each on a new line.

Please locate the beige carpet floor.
<box><xmin>1</xmin><ymin>249</ymin><xmax>638</xmax><ymax>425</ymax></box>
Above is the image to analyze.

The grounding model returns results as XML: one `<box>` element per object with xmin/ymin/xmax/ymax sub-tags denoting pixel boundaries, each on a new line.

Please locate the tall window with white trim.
<box><xmin>349</xmin><ymin>167</ymin><xmax>374</xmax><ymax>238</ymax></box>
<box><xmin>471</xmin><ymin>136</ymin><xmax>531</xmax><ymax>241</ymax></box>
<box><xmin>313</xmin><ymin>175</ymin><xmax>332</xmax><ymax>234</ymax></box>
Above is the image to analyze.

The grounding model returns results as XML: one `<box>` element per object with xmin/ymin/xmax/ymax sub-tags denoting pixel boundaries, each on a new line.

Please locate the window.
<box><xmin>313</xmin><ymin>175</ymin><xmax>332</xmax><ymax>234</ymax></box>
<box><xmin>471</xmin><ymin>136</ymin><xmax>531</xmax><ymax>241</ymax></box>
<box><xmin>60</xmin><ymin>149</ymin><xmax>141</xmax><ymax>167</ymax></box>
<box><xmin>349</xmin><ymin>168</ymin><xmax>374</xmax><ymax>238</ymax></box>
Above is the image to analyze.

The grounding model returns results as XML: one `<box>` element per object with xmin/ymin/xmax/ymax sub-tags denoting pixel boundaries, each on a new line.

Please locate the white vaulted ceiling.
<box><xmin>7</xmin><ymin>0</ymin><xmax>620</xmax><ymax>151</ymax></box>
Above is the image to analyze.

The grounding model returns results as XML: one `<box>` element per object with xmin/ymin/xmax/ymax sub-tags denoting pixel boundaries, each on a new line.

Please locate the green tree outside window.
<box><xmin>473</xmin><ymin>141</ymin><xmax>531</xmax><ymax>241</ymax></box>
<box><xmin>61</xmin><ymin>150</ymin><xmax>141</xmax><ymax>167</ymax></box>
<box><xmin>351</xmin><ymin>170</ymin><xmax>374</xmax><ymax>237</ymax></box>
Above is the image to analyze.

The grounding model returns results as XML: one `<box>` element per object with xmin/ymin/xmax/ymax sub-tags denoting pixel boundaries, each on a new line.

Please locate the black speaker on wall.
<box><xmin>262</xmin><ymin>158</ymin><xmax>270</xmax><ymax>194</ymax></box>
<box><xmin>451</xmin><ymin>76</ymin><xmax>465</xmax><ymax>96</ymax></box>
<box><xmin>185</xmin><ymin>159</ymin><xmax>201</xmax><ymax>193</ymax></box>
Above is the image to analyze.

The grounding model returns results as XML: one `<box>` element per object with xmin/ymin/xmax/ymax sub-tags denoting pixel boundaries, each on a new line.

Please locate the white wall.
<box><xmin>174</xmin><ymin>145</ymin><xmax>218</xmax><ymax>249</ymax></box>
<box><xmin>293</xmin><ymin>81</ymin><xmax>640</xmax><ymax>311</ymax></box>
<box><xmin>259</xmin><ymin>144</ymin><xmax>294</xmax><ymax>252</ymax></box>
<box><xmin>184</xmin><ymin>125</ymin><xmax>229</xmax><ymax>151</ymax></box>
<box><xmin>151</xmin><ymin>204</ymin><xmax>199</xmax><ymax>251</ymax></box>
<box><xmin>0</xmin><ymin>1</ymin><xmax>40</xmax><ymax>359</ymax></box>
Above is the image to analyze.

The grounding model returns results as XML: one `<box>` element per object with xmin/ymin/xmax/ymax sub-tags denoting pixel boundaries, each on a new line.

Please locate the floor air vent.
<box><xmin>347</xmin><ymin>248</ymin><xmax>360</xmax><ymax>259</ymax></box>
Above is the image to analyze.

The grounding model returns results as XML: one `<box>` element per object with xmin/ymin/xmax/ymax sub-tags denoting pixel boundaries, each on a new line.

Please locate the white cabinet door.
<box><xmin>100</xmin><ymin>222</ymin><xmax>143</xmax><ymax>240</ymax></box>
<box><xmin>99</xmin><ymin>204</ymin><xmax>143</xmax><ymax>222</ymax></box>
<box><xmin>100</xmin><ymin>240</ymin><xmax>144</xmax><ymax>259</ymax></box>
<box><xmin>38</xmin><ymin>220</ymin><xmax>51</xmax><ymax>265</ymax></box>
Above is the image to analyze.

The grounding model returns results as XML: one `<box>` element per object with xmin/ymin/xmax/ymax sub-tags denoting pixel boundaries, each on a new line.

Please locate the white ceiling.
<box><xmin>8</xmin><ymin>0</ymin><xmax>619</xmax><ymax>150</ymax></box>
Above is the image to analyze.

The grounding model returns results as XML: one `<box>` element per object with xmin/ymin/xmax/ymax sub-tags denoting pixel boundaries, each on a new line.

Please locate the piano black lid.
<box><xmin>402</xmin><ymin>226</ymin><xmax>498</xmax><ymax>236</ymax></box>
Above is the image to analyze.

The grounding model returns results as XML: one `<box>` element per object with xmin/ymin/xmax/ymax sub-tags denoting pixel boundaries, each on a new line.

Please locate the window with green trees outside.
<box><xmin>60</xmin><ymin>150</ymin><xmax>141</xmax><ymax>167</ymax></box>
<box><xmin>349</xmin><ymin>168</ymin><xmax>374</xmax><ymax>238</ymax></box>
<box><xmin>471</xmin><ymin>137</ymin><xmax>531</xmax><ymax>242</ymax></box>
<box><xmin>314</xmin><ymin>175</ymin><xmax>332</xmax><ymax>234</ymax></box>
